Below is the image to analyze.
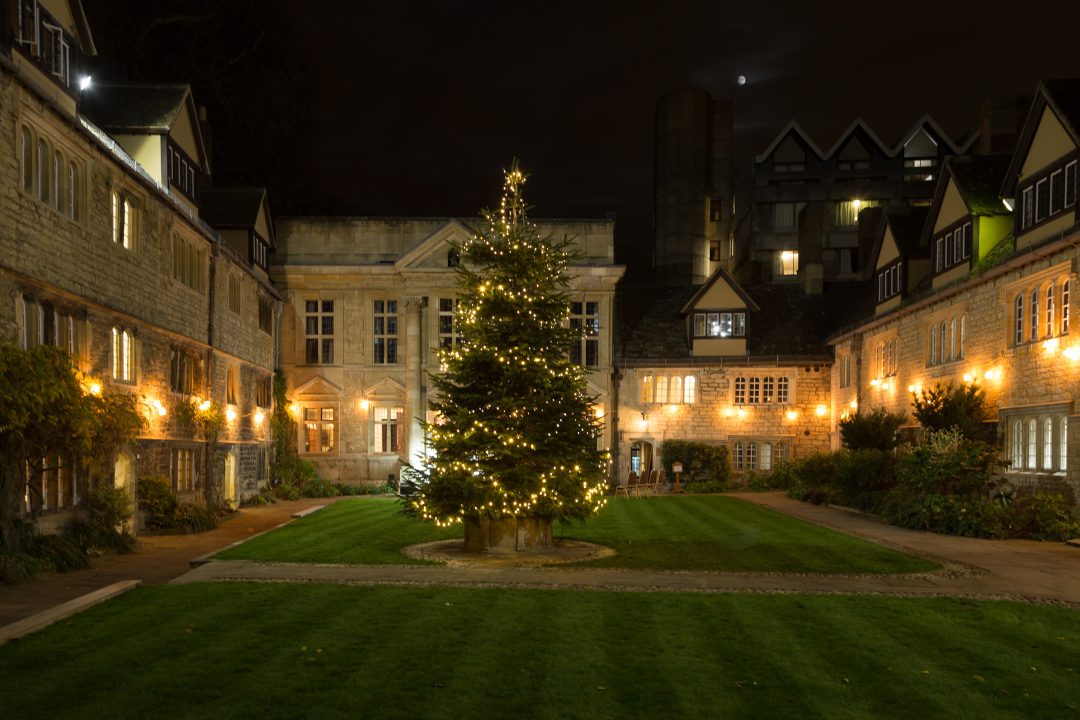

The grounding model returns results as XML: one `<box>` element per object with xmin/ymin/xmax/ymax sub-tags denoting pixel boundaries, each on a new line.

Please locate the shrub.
<box><xmin>334</xmin><ymin>483</ymin><xmax>391</xmax><ymax>496</ymax></box>
<box><xmin>785</xmin><ymin>453</ymin><xmax>840</xmax><ymax>505</ymax></box>
<box><xmin>683</xmin><ymin>480</ymin><xmax>730</xmax><ymax>494</ymax></box>
<box><xmin>659</xmin><ymin>441</ymin><xmax>731</xmax><ymax>486</ymax></box>
<box><xmin>1008</xmin><ymin>493</ymin><xmax>1080</xmax><ymax>541</ymax></box>
<box><xmin>839</xmin><ymin>408</ymin><xmax>906</xmax><ymax>451</ymax></box>
<box><xmin>301</xmin><ymin>476</ymin><xmax>338</xmax><ymax>498</ymax></box>
<box><xmin>138</xmin><ymin>475</ymin><xmax>220</xmax><ymax>533</ymax></box>
<box><xmin>832</xmin><ymin>448</ymin><xmax>897</xmax><ymax>512</ymax></box>
<box><xmin>64</xmin><ymin>483</ymin><xmax>136</xmax><ymax>554</ymax></box>
<box><xmin>911</xmin><ymin>382</ymin><xmax>994</xmax><ymax>441</ymax></box>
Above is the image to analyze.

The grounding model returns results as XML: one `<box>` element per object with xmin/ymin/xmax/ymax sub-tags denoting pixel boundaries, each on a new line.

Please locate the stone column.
<box><xmin>404</xmin><ymin>297</ymin><xmax>425</xmax><ymax>467</ymax></box>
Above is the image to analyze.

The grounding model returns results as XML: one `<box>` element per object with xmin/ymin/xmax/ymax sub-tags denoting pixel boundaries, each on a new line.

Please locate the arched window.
<box><xmin>68</xmin><ymin>161</ymin><xmax>79</xmax><ymax>220</ymax></box>
<box><xmin>1061</xmin><ymin>417</ymin><xmax>1068</xmax><ymax>471</ymax></box>
<box><xmin>959</xmin><ymin>314</ymin><xmax>966</xmax><ymax>359</ymax></box>
<box><xmin>762</xmin><ymin>376</ymin><xmax>774</xmax><ymax>403</ymax></box>
<box><xmin>36</xmin><ymin>138</ymin><xmax>48</xmax><ymax>203</ymax></box>
<box><xmin>1046</xmin><ymin>285</ymin><xmax>1056</xmax><ymax>338</ymax></box>
<box><xmin>760</xmin><ymin>443</ymin><xmax>773</xmax><ymax>471</ymax></box>
<box><xmin>1030</xmin><ymin>290</ymin><xmax>1039</xmax><ymax>342</ymax></box>
<box><xmin>656</xmin><ymin>376</ymin><xmax>668</xmax><ymax>404</ymax></box>
<box><xmin>930</xmin><ymin>326</ymin><xmax>938</xmax><ymax>365</ymax></box>
<box><xmin>640</xmin><ymin>375</ymin><xmax>653</xmax><ymax>404</ymax></box>
<box><xmin>1027</xmin><ymin>418</ymin><xmax>1037</xmax><ymax>470</ymax></box>
<box><xmin>1014</xmin><ymin>294</ymin><xmax>1024</xmax><ymax>344</ymax></box>
<box><xmin>1043</xmin><ymin>417</ymin><xmax>1054</xmax><ymax>470</ymax></box>
<box><xmin>949</xmin><ymin>318</ymin><xmax>957</xmax><ymax>361</ymax></box>
<box><xmin>52</xmin><ymin>149</ymin><xmax>62</xmax><ymax>210</ymax></box>
<box><xmin>939</xmin><ymin>322</ymin><xmax>947</xmax><ymax>359</ymax></box>
<box><xmin>748</xmin><ymin>376</ymin><xmax>761</xmax><ymax>404</ymax></box>
<box><xmin>20</xmin><ymin>126</ymin><xmax>33</xmax><ymax>192</ymax></box>
<box><xmin>669</xmin><ymin>376</ymin><xmax>682</xmax><ymax>405</ymax></box>
<box><xmin>1011</xmin><ymin>420</ymin><xmax>1023</xmax><ymax>469</ymax></box>
<box><xmin>112</xmin><ymin>327</ymin><xmax>135</xmax><ymax>383</ymax></box>
<box><xmin>775</xmin><ymin>442</ymin><xmax>786</xmax><ymax>464</ymax></box>
<box><xmin>734</xmin><ymin>376</ymin><xmax>746</xmax><ymax>404</ymax></box>
<box><xmin>888</xmin><ymin>339</ymin><xmax>896</xmax><ymax>375</ymax></box>
<box><xmin>1063</xmin><ymin>280</ymin><xmax>1071</xmax><ymax>335</ymax></box>
<box><xmin>683</xmin><ymin>376</ymin><xmax>696</xmax><ymax>404</ymax></box>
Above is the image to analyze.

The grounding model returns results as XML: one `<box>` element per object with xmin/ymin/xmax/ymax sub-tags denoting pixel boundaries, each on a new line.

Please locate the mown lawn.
<box><xmin>217</xmin><ymin>496</ymin><xmax>937</xmax><ymax>573</ymax></box>
<box><xmin>1</xmin><ymin>583</ymin><xmax>1077</xmax><ymax>720</ymax></box>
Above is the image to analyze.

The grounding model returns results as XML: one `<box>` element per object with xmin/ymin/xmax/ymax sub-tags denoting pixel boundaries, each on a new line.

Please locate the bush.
<box><xmin>683</xmin><ymin>480</ymin><xmax>730</xmax><ymax>494</ymax></box>
<box><xmin>137</xmin><ymin>475</ymin><xmax>220</xmax><ymax>533</ymax></box>
<box><xmin>301</xmin><ymin>476</ymin><xmax>338</xmax><ymax>498</ymax></box>
<box><xmin>334</xmin><ymin>483</ymin><xmax>391</xmax><ymax>496</ymax></box>
<box><xmin>64</xmin><ymin>483</ymin><xmax>136</xmax><ymax>554</ymax></box>
<box><xmin>659</xmin><ymin>441</ymin><xmax>731</xmax><ymax>485</ymax></box>
<box><xmin>911</xmin><ymin>382</ymin><xmax>994</xmax><ymax>441</ymax></box>
<box><xmin>832</xmin><ymin>449</ymin><xmax>897</xmax><ymax>513</ymax></box>
<box><xmin>1008</xmin><ymin>493</ymin><xmax>1080</xmax><ymax>541</ymax></box>
<box><xmin>839</xmin><ymin>408</ymin><xmax>906</xmax><ymax>451</ymax></box>
<box><xmin>785</xmin><ymin>453</ymin><xmax>841</xmax><ymax>504</ymax></box>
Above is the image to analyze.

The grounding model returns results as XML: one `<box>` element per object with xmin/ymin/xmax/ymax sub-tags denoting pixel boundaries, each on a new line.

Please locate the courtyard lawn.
<box><xmin>217</xmin><ymin>495</ymin><xmax>937</xmax><ymax>574</ymax></box>
<box><xmin>1</xmin><ymin>583</ymin><xmax>1078</xmax><ymax>720</ymax></box>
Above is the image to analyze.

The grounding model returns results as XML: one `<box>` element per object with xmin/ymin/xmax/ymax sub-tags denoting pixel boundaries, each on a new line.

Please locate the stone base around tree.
<box><xmin>463</xmin><ymin>516</ymin><xmax>555</xmax><ymax>553</ymax></box>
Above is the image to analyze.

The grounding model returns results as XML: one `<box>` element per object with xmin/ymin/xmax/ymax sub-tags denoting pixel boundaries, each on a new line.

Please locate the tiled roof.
<box><xmin>947</xmin><ymin>154</ymin><xmax>1012</xmax><ymax>216</ymax></box>
<box><xmin>80</xmin><ymin>83</ymin><xmax>189</xmax><ymax>132</ymax></box>
<box><xmin>615</xmin><ymin>280</ymin><xmax>873</xmax><ymax>361</ymax></box>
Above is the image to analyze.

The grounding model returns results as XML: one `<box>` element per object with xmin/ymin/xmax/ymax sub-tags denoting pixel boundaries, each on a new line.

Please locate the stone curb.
<box><xmin>0</xmin><ymin>580</ymin><xmax>141</xmax><ymax>646</ymax></box>
<box><xmin>292</xmin><ymin>505</ymin><xmax>325</xmax><ymax>519</ymax></box>
<box><xmin>188</xmin><ymin>519</ymin><xmax>296</xmax><ymax>568</ymax></box>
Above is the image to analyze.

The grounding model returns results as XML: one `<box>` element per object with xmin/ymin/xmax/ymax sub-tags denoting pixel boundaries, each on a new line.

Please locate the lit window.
<box><xmin>1046</xmin><ymin>285</ymin><xmax>1056</xmax><ymax>338</ymax></box>
<box><xmin>748</xmin><ymin>376</ymin><xmax>760</xmax><ymax>404</ymax></box>
<box><xmin>304</xmin><ymin>407</ymin><xmax>336</xmax><ymax>454</ymax></box>
<box><xmin>1064</xmin><ymin>280</ymin><xmax>1071</xmax><ymax>335</ymax></box>
<box><xmin>1043</xmin><ymin>417</ymin><xmax>1054</xmax><ymax>471</ymax></box>
<box><xmin>111</xmin><ymin>326</ymin><xmax>135</xmax><ymax>383</ymax></box>
<box><xmin>640</xmin><ymin>375</ymin><xmax>654</xmax><ymax>404</ymax></box>
<box><xmin>694</xmin><ymin>311</ymin><xmax>746</xmax><ymax>337</ymax></box>
<box><xmin>1011</xmin><ymin>420</ymin><xmax>1023</xmax><ymax>469</ymax></box>
<box><xmin>777</xmin><ymin>250</ymin><xmax>799</xmax><ymax>276</ymax></box>
<box><xmin>1030</xmin><ymin>290</ymin><xmax>1039</xmax><ymax>342</ymax></box>
<box><xmin>1014</xmin><ymin>294</ymin><xmax>1024</xmax><ymax>345</ymax></box>
<box><xmin>112</xmin><ymin>192</ymin><xmax>138</xmax><ymax>250</ymax></box>
<box><xmin>669</xmin><ymin>376</ymin><xmax>682</xmax><ymax>404</ymax></box>
<box><xmin>656</xmin><ymin>376</ymin><xmax>668</xmax><ymax>404</ymax></box>
<box><xmin>1061</xmin><ymin>418</ymin><xmax>1068</xmax><ymax>471</ymax></box>
<box><xmin>683</xmin><ymin>376</ymin><xmax>696</xmax><ymax>404</ymax></box>
<box><xmin>172</xmin><ymin>233</ymin><xmax>206</xmax><ymax>292</ymax></box>
<box><xmin>760</xmin><ymin>443</ymin><xmax>773</xmax><ymax>471</ymax></box>
<box><xmin>373</xmin><ymin>406</ymin><xmax>403</xmax><ymax>453</ymax></box>
<box><xmin>172</xmin><ymin>448</ymin><xmax>196</xmax><ymax>493</ymax></box>
<box><xmin>1027</xmin><ymin>418</ymin><xmax>1037</xmax><ymax>470</ymax></box>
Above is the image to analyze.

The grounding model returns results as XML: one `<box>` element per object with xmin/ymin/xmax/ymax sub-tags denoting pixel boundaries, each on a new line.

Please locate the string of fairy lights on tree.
<box><xmin>409</xmin><ymin>161</ymin><xmax>609</xmax><ymax>527</ymax></box>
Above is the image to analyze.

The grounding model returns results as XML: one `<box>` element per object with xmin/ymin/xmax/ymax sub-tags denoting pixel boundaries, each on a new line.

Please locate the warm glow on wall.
<box><xmin>962</xmin><ymin>372</ymin><xmax>974</xmax><ymax>384</ymax></box>
<box><xmin>1065</xmin><ymin>346</ymin><xmax>1080</xmax><ymax>362</ymax></box>
<box><xmin>226</xmin><ymin>407</ymin><xmax>237</xmax><ymax>421</ymax></box>
<box><xmin>254</xmin><ymin>410</ymin><xmax>265</xmax><ymax>424</ymax></box>
<box><xmin>289</xmin><ymin>402</ymin><xmax>300</xmax><ymax>415</ymax></box>
<box><xmin>1043</xmin><ymin>337</ymin><xmax>1060</xmax><ymax>354</ymax></box>
<box><xmin>199</xmin><ymin>399</ymin><xmax>212</xmax><ymax>412</ymax></box>
<box><xmin>360</xmin><ymin>399</ymin><xmax>370</xmax><ymax>411</ymax></box>
<box><xmin>869</xmin><ymin>378</ymin><xmax>880</xmax><ymax>387</ymax></box>
<box><xmin>849</xmin><ymin>399</ymin><xmax>858</xmax><ymax>410</ymax></box>
<box><xmin>87</xmin><ymin>381</ymin><xmax>102</xmax><ymax>396</ymax></box>
<box><xmin>594</xmin><ymin>405</ymin><xmax>604</xmax><ymax>419</ymax></box>
<box><xmin>737</xmin><ymin>408</ymin><xmax>748</xmax><ymax>418</ymax></box>
<box><xmin>722</xmin><ymin>407</ymin><xmax>734</xmax><ymax>417</ymax></box>
<box><xmin>815</xmin><ymin>405</ymin><xmax>827</xmax><ymax>417</ymax></box>
<box><xmin>664</xmin><ymin>403</ymin><xmax>678</xmax><ymax>414</ymax></box>
<box><xmin>785</xmin><ymin>410</ymin><xmax>798</xmax><ymax>421</ymax></box>
<box><xmin>983</xmin><ymin>367</ymin><xmax>1003</xmax><ymax>382</ymax></box>
<box><xmin>907</xmin><ymin>383</ymin><xmax>922</xmax><ymax>394</ymax></box>
<box><xmin>881</xmin><ymin>381</ymin><xmax>891</xmax><ymax>391</ymax></box>
<box><xmin>151</xmin><ymin>399</ymin><xmax>167</xmax><ymax>417</ymax></box>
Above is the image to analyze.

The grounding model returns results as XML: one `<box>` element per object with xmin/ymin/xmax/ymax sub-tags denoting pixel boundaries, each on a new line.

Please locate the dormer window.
<box><xmin>693</xmin><ymin>311</ymin><xmax>746</xmax><ymax>338</ymax></box>
<box><xmin>933</xmin><ymin>222</ymin><xmax>972</xmax><ymax>274</ymax></box>
<box><xmin>15</xmin><ymin>1</ymin><xmax>74</xmax><ymax>90</ymax></box>
<box><xmin>877</xmin><ymin>261</ymin><xmax>902</xmax><ymax>302</ymax></box>
<box><xmin>167</xmin><ymin>143</ymin><xmax>198</xmax><ymax>200</ymax></box>
<box><xmin>1019</xmin><ymin>159</ymin><xmax>1076</xmax><ymax>231</ymax></box>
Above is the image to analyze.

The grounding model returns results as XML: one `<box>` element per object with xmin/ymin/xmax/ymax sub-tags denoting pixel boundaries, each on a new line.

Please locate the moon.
<box><xmin>737</xmin><ymin>75</ymin><xmax>747</xmax><ymax>86</ymax></box>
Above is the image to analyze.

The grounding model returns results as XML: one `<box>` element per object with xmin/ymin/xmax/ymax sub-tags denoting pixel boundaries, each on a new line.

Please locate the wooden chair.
<box><xmin>616</xmin><ymin>471</ymin><xmax>635</xmax><ymax>498</ymax></box>
<box><xmin>654</xmin><ymin>468</ymin><xmax>666</xmax><ymax>495</ymax></box>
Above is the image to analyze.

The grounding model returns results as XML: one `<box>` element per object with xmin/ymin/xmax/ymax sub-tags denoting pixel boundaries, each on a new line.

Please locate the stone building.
<box><xmin>834</xmin><ymin>80</ymin><xmax>1080</xmax><ymax>496</ymax></box>
<box><xmin>271</xmin><ymin>217</ymin><xmax>623</xmax><ymax>486</ymax></box>
<box><xmin>0</xmin><ymin>0</ymin><xmax>279</xmax><ymax>531</ymax></box>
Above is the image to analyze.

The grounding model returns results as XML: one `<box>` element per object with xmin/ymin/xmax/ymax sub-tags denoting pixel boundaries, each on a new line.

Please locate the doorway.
<box><xmin>630</xmin><ymin>440</ymin><xmax>653</xmax><ymax>477</ymax></box>
<box><xmin>224</xmin><ymin>449</ymin><xmax>239</xmax><ymax>510</ymax></box>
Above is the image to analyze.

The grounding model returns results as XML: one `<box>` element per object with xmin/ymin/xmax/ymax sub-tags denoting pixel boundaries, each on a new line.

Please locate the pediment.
<box><xmin>294</xmin><ymin>376</ymin><xmax>342</xmax><ymax>399</ymax></box>
<box><xmin>363</xmin><ymin>377</ymin><xmax>406</xmax><ymax>400</ymax></box>
<box><xmin>396</xmin><ymin>219</ymin><xmax>477</xmax><ymax>270</ymax></box>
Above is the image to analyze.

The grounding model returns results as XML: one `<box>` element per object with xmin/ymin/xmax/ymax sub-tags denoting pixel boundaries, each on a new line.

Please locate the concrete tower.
<box><xmin>653</xmin><ymin>89</ymin><xmax>734</xmax><ymax>286</ymax></box>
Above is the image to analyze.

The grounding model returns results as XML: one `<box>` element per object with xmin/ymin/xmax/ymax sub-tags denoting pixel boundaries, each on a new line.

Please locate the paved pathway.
<box><xmin>3</xmin><ymin>492</ymin><xmax>1080</xmax><ymax>634</ymax></box>
<box><xmin>0</xmin><ymin>497</ymin><xmax>333</xmax><ymax>627</ymax></box>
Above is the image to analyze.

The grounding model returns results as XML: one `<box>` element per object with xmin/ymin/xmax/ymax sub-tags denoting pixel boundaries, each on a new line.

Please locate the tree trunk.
<box><xmin>0</xmin><ymin>458</ymin><xmax>25</xmax><ymax>551</ymax></box>
<box><xmin>463</xmin><ymin>516</ymin><xmax>554</xmax><ymax>553</ymax></box>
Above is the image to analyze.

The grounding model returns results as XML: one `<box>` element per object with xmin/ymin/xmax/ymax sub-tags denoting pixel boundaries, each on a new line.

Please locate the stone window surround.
<box><xmin>1018</xmin><ymin>153</ymin><xmax>1077</xmax><ymax>233</ymax></box>
<box><xmin>17</xmin><ymin>117</ymin><xmax>87</xmax><ymax>223</ymax></box>
<box><xmin>731</xmin><ymin>373</ymin><xmax>794</xmax><ymax>406</ymax></box>
<box><xmin>924</xmin><ymin>302</ymin><xmax>968</xmax><ymax>367</ymax></box>
<box><xmin>1002</xmin><ymin>402</ymin><xmax>1069</xmax><ymax>475</ymax></box>
<box><xmin>1004</xmin><ymin>263</ymin><xmax>1070</xmax><ymax>348</ymax></box>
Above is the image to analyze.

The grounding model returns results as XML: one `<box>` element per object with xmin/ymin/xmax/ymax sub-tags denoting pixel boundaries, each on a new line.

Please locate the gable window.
<box><xmin>570</xmin><ymin>300</ymin><xmax>600</xmax><ymax>368</ymax></box>
<box><xmin>877</xmin><ymin>261</ymin><xmax>902</xmax><ymax>302</ymax></box>
<box><xmin>111</xmin><ymin>192</ymin><xmax>138</xmax><ymax>250</ymax></box>
<box><xmin>167</xmin><ymin>143</ymin><xmax>198</xmax><ymax>200</ymax></box>
<box><xmin>373</xmin><ymin>299</ymin><xmax>397</xmax><ymax>364</ymax></box>
<box><xmin>111</xmin><ymin>326</ymin><xmax>135</xmax><ymax>383</ymax></box>
<box><xmin>306</xmin><ymin>300</ymin><xmax>335</xmax><ymax>365</ymax></box>
<box><xmin>172</xmin><ymin>234</ymin><xmax>207</xmax><ymax>292</ymax></box>
<box><xmin>933</xmin><ymin>222</ymin><xmax>971</xmax><ymax>273</ymax></box>
<box><xmin>693</xmin><ymin>311</ymin><xmax>746</xmax><ymax>338</ymax></box>
<box><xmin>304</xmin><ymin>407</ymin><xmax>336</xmax><ymax>454</ymax></box>
<box><xmin>1021</xmin><ymin>159</ymin><xmax>1077</xmax><ymax>231</ymax></box>
<box><xmin>228</xmin><ymin>275</ymin><xmax>241</xmax><ymax>315</ymax></box>
<box><xmin>373</xmin><ymin>406</ymin><xmax>403</xmax><ymax>453</ymax></box>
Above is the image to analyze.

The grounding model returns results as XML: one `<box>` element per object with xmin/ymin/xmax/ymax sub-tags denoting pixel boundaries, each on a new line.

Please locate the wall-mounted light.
<box><xmin>815</xmin><ymin>405</ymin><xmax>827</xmax><ymax>417</ymax></box>
<box><xmin>254</xmin><ymin>410</ymin><xmax>265</xmax><ymax>424</ymax></box>
<box><xmin>226</xmin><ymin>407</ymin><xmax>237</xmax><ymax>422</ymax></box>
<box><xmin>87</xmin><ymin>381</ymin><xmax>101</xmax><ymax>396</ymax></box>
<box><xmin>736</xmin><ymin>408</ymin><xmax>747</xmax><ymax>418</ymax></box>
<box><xmin>849</xmin><ymin>399</ymin><xmax>858</xmax><ymax>410</ymax></box>
<box><xmin>199</xmin><ymin>399</ymin><xmax>212</xmax><ymax>412</ymax></box>
<box><xmin>78</xmin><ymin>75</ymin><xmax>92</xmax><ymax>91</ymax></box>
<box><xmin>594</xmin><ymin>405</ymin><xmax>605</xmax><ymax>419</ymax></box>
<box><xmin>289</xmin><ymin>402</ymin><xmax>300</xmax><ymax>415</ymax></box>
<box><xmin>359</xmin><ymin>399</ymin><xmax>370</xmax><ymax>411</ymax></box>
<box><xmin>785</xmin><ymin>410</ymin><xmax>798</xmax><ymax>421</ymax></box>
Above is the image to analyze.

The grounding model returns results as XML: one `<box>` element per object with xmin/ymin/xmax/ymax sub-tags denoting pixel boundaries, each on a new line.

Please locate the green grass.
<box><xmin>2</xmin><ymin>583</ymin><xmax>1078</xmax><ymax>719</ymax></box>
<box><xmin>557</xmin><ymin>495</ymin><xmax>937</xmax><ymax>573</ymax></box>
<box><xmin>218</xmin><ymin>496</ymin><xmax>937</xmax><ymax>574</ymax></box>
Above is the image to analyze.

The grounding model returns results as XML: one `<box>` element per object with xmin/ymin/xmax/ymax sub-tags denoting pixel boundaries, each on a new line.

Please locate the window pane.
<box><xmin>322</xmin><ymin>300</ymin><xmax>334</xmax><ymax>313</ymax></box>
<box><xmin>322</xmin><ymin>339</ymin><xmax>334</xmax><ymax>364</ymax></box>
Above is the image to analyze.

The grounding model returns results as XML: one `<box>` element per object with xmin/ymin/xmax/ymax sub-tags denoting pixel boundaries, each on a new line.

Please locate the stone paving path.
<box><xmin>3</xmin><ymin>492</ymin><xmax>1079</xmax><ymax>633</ymax></box>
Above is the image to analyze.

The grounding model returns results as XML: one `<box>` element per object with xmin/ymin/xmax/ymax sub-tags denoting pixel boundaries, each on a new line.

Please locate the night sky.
<box><xmin>82</xmin><ymin>1</ymin><xmax>1080</xmax><ymax>278</ymax></box>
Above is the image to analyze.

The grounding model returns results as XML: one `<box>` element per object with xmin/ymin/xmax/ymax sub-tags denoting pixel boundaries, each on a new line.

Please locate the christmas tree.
<box><xmin>410</xmin><ymin>161</ymin><xmax>608</xmax><ymax>551</ymax></box>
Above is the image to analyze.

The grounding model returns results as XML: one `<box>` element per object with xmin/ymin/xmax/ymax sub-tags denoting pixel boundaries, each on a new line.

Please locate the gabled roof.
<box><xmin>754</xmin><ymin>120</ymin><xmax>826</xmax><ymax>163</ymax></box>
<box><xmin>890</xmin><ymin>114</ymin><xmax>960</xmax><ymax>156</ymax></box>
<box><xmin>1002</xmin><ymin>79</ymin><xmax>1080</xmax><ymax>197</ymax></box>
<box><xmin>947</xmin><ymin>154</ymin><xmax>1012</xmax><ymax>216</ymax></box>
<box><xmin>395</xmin><ymin>219</ymin><xmax>476</xmax><ymax>270</ymax></box>
<box><xmin>80</xmin><ymin>83</ymin><xmax>211</xmax><ymax>169</ymax></box>
<box><xmin>680</xmin><ymin>267</ymin><xmax>761</xmax><ymax>315</ymax></box>
<box><xmin>869</xmin><ymin>206</ymin><xmax>930</xmax><ymax>270</ymax></box>
<box><xmin>71</xmin><ymin>0</ymin><xmax>97</xmax><ymax>55</ymax></box>
<box><xmin>200</xmin><ymin>187</ymin><xmax>276</xmax><ymax>248</ymax></box>
<box><xmin>822</xmin><ymin>118</ymin><xmax>891</xmax><ymax>159</ymax></box>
